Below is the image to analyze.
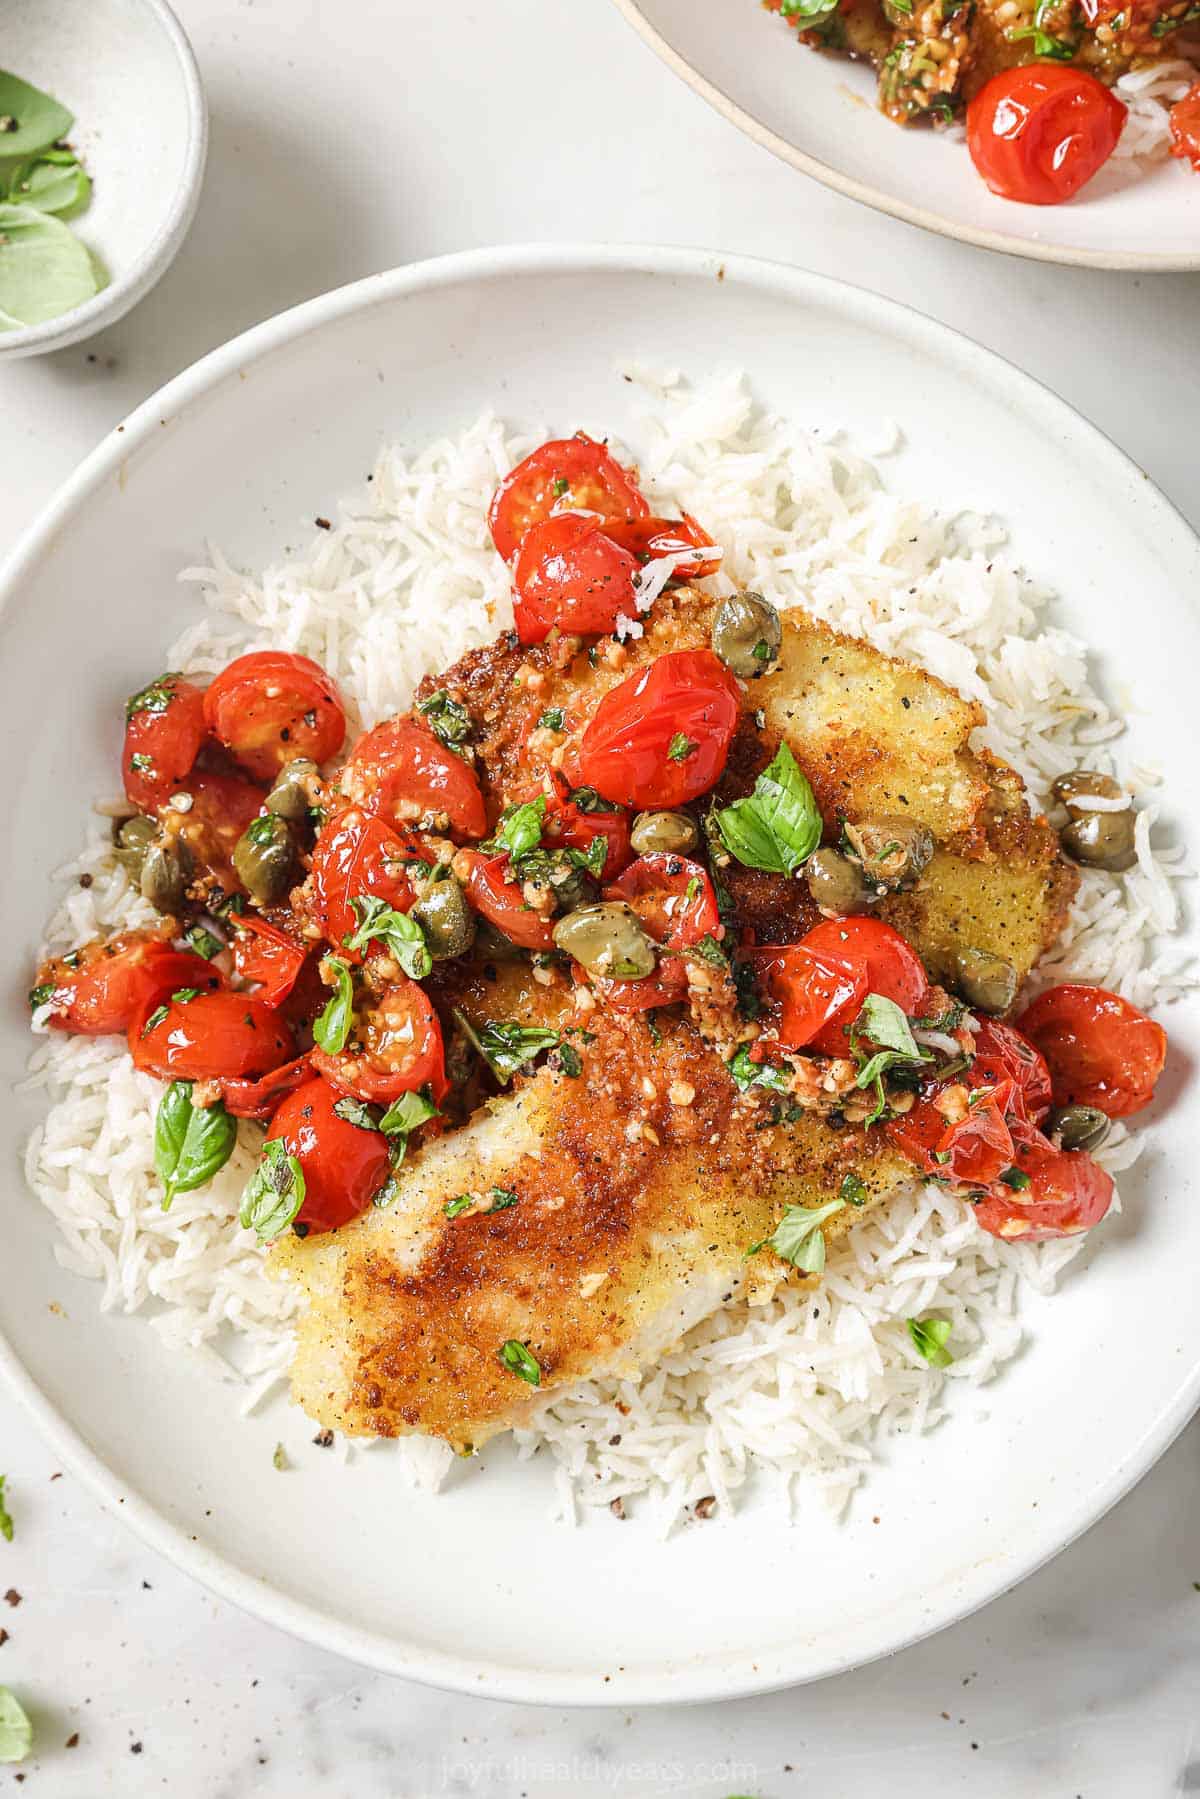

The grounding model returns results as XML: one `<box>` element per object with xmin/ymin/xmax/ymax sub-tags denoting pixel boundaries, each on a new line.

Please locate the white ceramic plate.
<box><xmin>612</xmin><ymin>0</ymin><xmax>1200</xmax><ymax>269</ymax></box>
<box><xmin>2</xmin><ymin>246</ymin><xmax>1198</xmax><ymax>1705</ymax></box>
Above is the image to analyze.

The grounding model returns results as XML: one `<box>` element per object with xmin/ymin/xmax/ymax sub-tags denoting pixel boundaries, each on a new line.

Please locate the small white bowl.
<box><xmin>0</xmin><ymin>0</ymin><xmax>207</xmax><ymax>359</ymax></box>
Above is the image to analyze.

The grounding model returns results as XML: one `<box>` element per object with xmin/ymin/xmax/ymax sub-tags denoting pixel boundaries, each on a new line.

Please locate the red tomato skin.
<box><xmin>220</xmin><ymin>1053</ymin><xmax>313</xmax><ymax>1121</ymax></box>
<box><xmin>310</xmin><ymin>977</ymin><xmax>447</xmax><ymax>1105</ymax></box>
<box><xmin>799</xmin><ymin>917</ymin><xmax>929</xmax><ymax>1055</ymax></box>
<box><xmin>308</xmin><ymin>807</ymin><xmax>419</xmax><ymax>958</ymax></box>
<box><xmin>974</xmin><ymin>1131</ymin><xmax>1114</xmax><ymax>1242</ymax></box>
<box><xmin>1016</xmin><ymin>983</ymin><xmax>1167</xmax><ymax>1119</ymax></box>
<box><xmin>552</xmin><ymin>796</ymin><xmax>633</xmax><ymax>882</ymax></box>
<box><xmin>122</xmin><ymin>676</ymin><xmax>207</xmax><ymax>810</ymax></box>
<box><xmin>744</xmin><ymin>944</ymin><xmax>868</xmax><ymax>1051</ymax></box>
<box><xmin>886</xmin><ymin>1084</ymin><xmax>1018</xmax><ymax>1188</ymax></box>
<box><xmin>462</xmin><ymin>852</ymin><xmax>558</xmax><ymax>951</ymax></box>
<box><xmin>231</xmin><ymin>916</ymin><xmax>308</xmax><ymax>1007</ymax></box>
<box><xmin>578</xmin><ymin>650</ymin><xmax>741</xmax><ymax>810</ymax></box>
<box><xmin>170</xmin><ymin>770</ymin><xmax>267</xmax><ymax>896</ymax></box>
<box><xmin>488</xmin><ymin>435</ymin><xmax>650</xmax><ymax>563</ymax></box>
<box><xmin>267</xmin><ymin>1078</ymin><xmax>391</xmax><ymax>1234</ymax></box>
<box><xmin>1169</xmin><ymin>83</ymin><xmax>1200</xmax><ymax>170</ymax></box>
<box><xmin>583</xmin><ymin>961</ymin><xmax>688</xmax><ymax>1013</ymax></box>
<box><xmin>202</xmin><ymin>651</ymin><xmax>346</xmax><ymax>782</ymax></box>
<box><xmin>131</xmin><ymin>992</ymin><xmax>294</xmax><ymax>1082</ymax></box>
<box><xmin>513</xmin><ymin>514</ymin><xmax>640</xmax><ymax>645</ymax></box>
<box><xmin>342</xmin><ymin>716</ymin><xmax>486</xmax><ymax>841</ymax></box>
<box><xmin>606</xmin><ymin>853</ymin><xmax>719</xmax><ymax>949</ymax></box>
<box><xmin>970</xmin><ymin>1017</ymin><xmax>1052</xmax><ymax>1124</ymax></box>
<box><xmin>42</xmin><ymin>940</ymin><xmax>219</xmax><ymax>1036</ymax></box>
<box><xmin>966</xmin><ymin>66</ymin><xmax>1126</xmax><ymax>205</ymax></box>
<box><xmin>605</xmin><ymin>512</ymin><xmax>723</xmax><ymax>581</ymax></box>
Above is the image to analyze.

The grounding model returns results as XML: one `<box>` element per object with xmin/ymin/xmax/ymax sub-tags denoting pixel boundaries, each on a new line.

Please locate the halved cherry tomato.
<box><xmin>1169</xmin><ymin>82</ymin><xmax>1200</xmax><ymax>171</ymax></box>
<box><xmin>606</xmin><ymin>854</ymin><xmax>719</xmax><ymax>949</ymax></box>
<box><xmin>36</xmin><ymin>936</ymin><xmax>219</xmax><ymax>1036</ymax></box>
<box><xmin>488</xmin><ymin>435</ymin><xmax>650</xmax><ymax>563</ymax></box>
<box><xmin>461</xmin><ymin>852</ymin><xmax>557</xmax><ymax>951</ymax></box>
<box><xmin>974</xmin><ymin>1128</ymin><xmax>1114</xmax><ymax>1242</ymax></box>
<box><xmin>800</xmin><ymin>917</ymin><xmax>929</xmax><ymax>1055</ymax></box>
<box><xmin>220</xmin><ymin>1053</ymin><xmax>313</xmax><ymax>1121</ymax></box>
<box><xmin>308</xmin><ymin>807</ymin><xmax>421</xmax><ymax>959</ymax></box>
<box><xmin>231</xmin><ymin>916</ymin><xmax>307</xmax><ymax>1007</ymax></box>
<box><xmin>267</xmin><ymin>1077</ymin><xmax>391</xmax><ymax>1235</ymax></box>
<box><xmin>310</xmin><ymin>975</ymin><xmax>446</xmax><ymax>1105</ymax></box>
<box><xmin>131</xmin><ymin>991</ymin><xmax>294</xmax><ymax>1082</ymax></box>
<box><xmin>512</xmin><ymin>514</ymin><xmax>640</xmax><ymax>646</ymax></box>
<box><xmin>970</xmin><ymin>1017</ymin><xmax>1052</xmax><ymax>1125</ymax></box>
<box><xmin>744</xmin><ymin>943</ymin><xmax>867</xmax><ymax>1052</ymax></box>
<box><xmin>605</xmin><ymin>512</ymin><xmax>723</xmax><ymax>581</ymax></box>
<box><xmin>580</xmin><ymin>959</ymin><xmax>688</xmax><ymax>1014</ymax></box>
<box><xmin>966</xmin><ymin>66</ymin><xmax>1126</xmax><ymax>205</ymax></box>
<box><xmin>889</xmin><ymin>1085</ymin><xmax>1017</xmax><ymax>1188</ymax></box>
<box><xmin>1016</xmin><ymin>983</ymin><xmax>1167</xmax><ymax>1119</ymax></box>
<box><xmin>122</xmin><ymin>674</ymin><xmax>207</xmax><ymax>811</ymax></box>
<box><xmin>171</xmin><ymin>770</ymin><xmax>267</xmax><ymax>895</ymax></box>
<box><xmin>578</xmin><ymin>650</ymin><xmax>741</xmax><ymax>810</ymax></box>
<box><xmin>203</xmin><ymin>651</ymin><xmax>346</xmax><ymax>782</ymax></box>
<box><xmin>341</xmin><ymin>716</ymin><xmax>486</xmax><ymax>841</ymax></box>
<box><xmin>551</xmin><ymin>791</ymin><xmax>633</xmax><ymax>882</ymax></box>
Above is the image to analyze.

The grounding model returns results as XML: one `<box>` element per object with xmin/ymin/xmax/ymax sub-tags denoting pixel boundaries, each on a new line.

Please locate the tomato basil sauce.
<box><xmin>30</xmin><ymin>433</ymin><xmax>1168</xmax><ymax>1261</ymax></box>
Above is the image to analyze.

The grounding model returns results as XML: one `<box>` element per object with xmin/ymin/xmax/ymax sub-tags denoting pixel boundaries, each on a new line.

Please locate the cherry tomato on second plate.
<box><xmin>220</xmin><ymin>1052</ymin><xmax>313</xmax><ymax>1121</ymax></box>
<box><xmin>341</xmin><ymin>716</ymin><xmax>487</xmax><ymax>841</ymax></box>
<box><xmin>973</xmin><ymin>1128</ymin><xmax>1114</xmax><ymax>1242</ymax></box>
<box><xmin>203</xmin><ymin>651</ymin><xmax>347</xmax><ymax>782</ymax></box>
<box><xmin>122</xmin><ymin>674</ymin><xmax>207</xmax><ymax>811</ymax></box>
<box><xmin>1169</xmin><ymin>82</ymin><xmax>1200</xmax><ymax>171</ymax></box>
<box><xmin>512</xmin><ymin>514</ymin><xmax>640</xmax><ymax>645</ymax></box>
<box><xmin>966</xmin><ymin>66</ymin><xmax>1126</xmax><ymax>206</ymax></box>
<box><xmin>310</xmin><ymin>974</ymin><xmax>447</xmax><ymax>1105</ymax></box>
<box><xmin>460</xmin><ymin>851</ymin><xmax>557</xmax><ymax>952</ymax></box>
<box><xmin>488</xmin><ymin>435</ymin><xmax>650</xmax><ymax>562</ymax></box>
<box><xmin>578</xmin><ymin>650</ymin><xmax>741</xmax><ymax>811</ymax></box>
<box><xmin>35</xmin><ymin>936</ymin><xmax>219</xmax><ymax>1036</ymax></box>
<box><xmin>230</xmin><ymin>915</ymin><xmax>308</xmax><ymax>1007</ymax></box>
<box><xmin>307</xmin><ymin>807</ymin><xmax>422</xmax><ymax>958</ymax></box>
<box><xmin>1016</xmin><ymin>983</ymin><xmax>1167</xmax><ymax>1118</ymax></box>
<box><xmin>743</xmin><ymin>943</ymin><xmax>867</xmax><ymax>1052</ymax></box>
<box><xmin>266</xmin><ymin>1077</ymin><xmax>392</xmax><ymax>1235</ymax></box>
<box><xmin>800</xmin><ymin>917</ymin><xmax>929</xmax><ymax>1056</ymax></box>
<box><xmin>131</xmin><ymin>990</ymin><xmax>295</xmax><ymax>1082</ymax></box>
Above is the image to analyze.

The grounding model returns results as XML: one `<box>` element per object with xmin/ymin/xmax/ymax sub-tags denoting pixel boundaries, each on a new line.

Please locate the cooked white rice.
<box><xmin>22</xmin><ymin>370</ymin><xmax>1191</xmax><ymax>1526</ymax></box>
<box><xmin>1112</xmin><ymin>56</ymin><xmax>1197</xmax><ymax>164</ymax></box>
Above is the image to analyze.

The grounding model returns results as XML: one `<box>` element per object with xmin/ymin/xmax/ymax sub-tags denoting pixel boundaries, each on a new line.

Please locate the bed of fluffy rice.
<box><xmin>22</xmin><ymin>369</ymin><xmax>1191</xmax><ymax>1529</ymax></box>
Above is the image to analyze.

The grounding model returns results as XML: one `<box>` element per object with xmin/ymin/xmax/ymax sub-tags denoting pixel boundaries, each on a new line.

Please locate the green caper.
<box><xmin>1061</xmin><ymin>810</ymin><xmax>1137</xmax><ymax>873</ymax></box>
<box><xmin>552</xmin><ymin>902</ymin><xmax>657</xmax><ymax>979</ymax></box>
<box><xmin>710</xmin><ymin>591</ymin><xmax>782</xmax><ymax>679</ymax></box>
<box><xmin>630</xmin><ymin>810</ymin><xmax>700</xmax><ymax>857</ymax></box>
<box><xmin>1051</xmin><ymin>770</ymin><xmax>1124</xmax><ymax>815</ymax></box>
<box><xmin>1046</xmin><ymin>1104</ymin><xmax>1111</xmax><ymax>1154</ymax></box>
<box><xmin>410</xmin><ymin>877</ymin><xmax>476</xmax><ymax>959</ymax></box>
<box><xmin>805</xmin><ymin>846</ymin><xmax>868</xmax><ymax>916</ymax></box>
<box><xmin>232</xmin><ymin>812</ymin><xmax>296</xmax><ymax>906</ymax></box>
<box><xmin>952</xmin><ymin>946</ymin><xmax>1018</xmax><ymax>1015</ymax></box>
<box><xmin>140</xmin><ymin>835</ymin><xmax>194</xmax><ymax>914</ymax></box>
<box><xmin>843</xmin><ymin>815</ymin><xmax>934</xmax><ymax>892</ymax></box>
<box><xmin>114</xmin><ymin>814</ymin><xmax>158</xmax><ymax>878</ymax></box>
<box><xmin>264</xmin><ymin>757</ymin><xmax>320</xmax><ymax>822</ymax></box>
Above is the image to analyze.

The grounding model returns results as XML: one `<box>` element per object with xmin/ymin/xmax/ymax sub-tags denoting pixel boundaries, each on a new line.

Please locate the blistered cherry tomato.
<box><xmin>231</xmin><ymin>915</ymin><xmax>308</xmax><ymax>1007</ymax></box>
<box><xmin>203</xmin><ymin>651</ymin><xmax>346</xmax><ymax>782</ymax></box>
<box><xmin>172</xmin><ymin>770</ymin><xmax>267</xmax><ymax>895</ymax></box>
<box><xmin>267</xmin><ymin>1077</ymin><xmax>391</xmax><ymax>1234</ymax></box>
<box><xmin>888</xmin><ymin>1088</ymin><xmax>1017</xmax><ymax>1189</ymax></box>
<box><xmin>512</xmin><ymin>514</ymin><xmax>640</xmax><ymax>645</ymax></box>
<box><xmin>581</xmin><ymin>959</ymin><xmax>688</xmax><ymax>1014</ymax></box>
<box><xmin>1169</xmin><ymin>82</ymin><xmax>1200</xmax><ymax>170</ymax></box>
<box><xmin>131</xmin><ymin>991</ymin><xmax>294</xmax><ymax>1082</ymax></box>
<box><xmin>461</xmin><ymin>852</ymin><xmax>557</xmax><ymax>951</ymax></box>
<box><xmin>342</xmin><ymin>716</ymin><xmax>486</xmax><ymax>841</ymax></box>
<box><xmin>550</xmin><ymin>790</ymin><xmax>633</xmax><ymax>882</ymax></box>
<box><xmin>970</xmin><ymin>1016</ymin><xmax>1052</xmax><ymax>1124</ymax></box>
<box><xmin>121</xmin><ymin>674</ymin><xmax>207</xmax><ymax>811</ymax></box>
<box><xmin>310</xmin><ymin>975</ymin><xmax>446</xmax><ymax>1105</ymax></box>
<box><xmin>974</xmin><ymin>1129</ymin><xmax>1114</xmax><ymax>1242</ymax></box>
<box><xmin>578</xmin><ymin>650</ymin><xmax>741</xmax><ymax>811</ymax></box>
<box><xmin>744</xmin><ymin>943</ymin><xmax>867</xmax><ymax>1052</ymax></box>
<box><xmin>308</xmin><ymin>807</ymin><xmax>421</xmax><ymax>958</ymax></box>
<box><xmin>605</xmin><ymin>511</ymin><xmax>723</xmax><ymax>580</ymax></box>
<box><xmin>220</xmin><ymin>1053</ymin><xmax>313</xmax><ymax>1121</ymax></box>
<box><xmin>488</xmin><ymin>435</ymin><xmax>649</xmax><ymax>562</ymax></box>
<box><xmin>966</xmin><ymin>66</ymin><xmax>1126</xmax><ymax>205</ymax></box>
<box><xmin>606</xmin><ymin>854</ymin><xmax>719</xmax><ymax>949</ymax></box>
<box><xmin>801</xmin><ymin>917</ymin><xmax>929</xmax><ymax>1055</ymax></box>
<box><xmin>36</xmin><ymin>937</ymin><xmax>218</xmax><ymax>1036</ymax></box>
<box><xmin>1016</xmin><ymin>983</ymin><xmax>1167</xmax><ymax>1119</ymax></box>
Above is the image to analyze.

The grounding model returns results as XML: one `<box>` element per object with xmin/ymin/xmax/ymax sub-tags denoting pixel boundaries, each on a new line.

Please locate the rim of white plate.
<box><xmin>2</xmin><ymin>244</ymin><xmax>1199</xmax><ymax>1706</ymax></box>
<box><xmin>609</xmin><ymin>0</ymin><xmax>1200</xmax><ymax>272</ymax></box>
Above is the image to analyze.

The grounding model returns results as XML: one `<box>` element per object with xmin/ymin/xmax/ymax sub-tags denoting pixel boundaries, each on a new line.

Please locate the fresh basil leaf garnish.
<box><xmin>498</xmin><ymin>1339</ymin><xmax>542</xmax><ymax>1385</ymax></box>
<box><xmin>727</xmin><ymin>1042</ymin><xmax>791</xmax><ymax>1093</ymax></box>
<box><xmin>908</xmin><ymin>1317</ymin><xmax>954</xmax><ymax>1367</ymax></box>
<box><xmin>343</xmin><ymin>894</ymin><xmax>432</xmax><ymax>980</ymax></box>
<box><xmin>493</xmin><ymin>795</ymin><xmax>546</xmax><ymax>860</ymax></box>
<box><xmin>453</xmin><ymin>1012</ymin><xmax>561</xmax><ymax>1084</ymax></box>
<box><xmin>332</xmin><ymin>1096</ymin><xmax>378</xmax><ymax>1131</ymax></box>
<box><xmin>749</xmin><ymin>1198</ymin><xmax>845</xmax><ymax>1273</ymax></box>
<box><xmin>714</xmin><ymin>743</ymin><xmax>821</xmax><ymax>877</ymax></box>
<box><xmin>154</xmin><ymin>1080</ymin><xmax>237</xmax><ymax>1210</ymax></box>
<box><xmin>184</xmin><ymin>925</ymin><xmax>224</xmax><ymax>961</ymax></box>
<box><xmin>0</xmin><ymin>1686</ymin><xmax>32</xmax><ymax>1765</ymax></box>
<box><xmin>239</xmin><ymin>1138</ymin><xmax>306</xmax><ymax>1242</ymax></box>
<box><xmin>668</xmin><ymin>732</ymin><xmax>696</xmax><ymax>762</ymax></box>
<box><xmin>417</xmin><ymin>687</ymin><xmax>472</xmax><ymax>747</ymax></box>
<box><xmin>28</xmin><ymin>982</ymin><xmax>55</xmax><ymax>1011</ymax></box>
<box><xmin>567</xmin><ymin>785</ymin><xmax>619</xmax><ymax>815</ymax></box>
<box><xmin>0</xmin><ymin>70</ymin><xmax>73</xmax><ymax>156</ymax></box>
<box><xmin>313</xmin><ymin>957</ymin><xmax>354</xmax><ymax>1054</ymax></box>
<box><xmin>538</xmin><ymin>707</ymin><xmax>565</xmax><ymax>731</ymax></box>
<box><xmin>123</xmin><ymin>672</ymin><xmax>181</xmax><ymax>723</ymax></box>
<box><xmin>840</xmin><ymin>1172</ymin><xmax>869</xmax><ymax>1207</ymax></box>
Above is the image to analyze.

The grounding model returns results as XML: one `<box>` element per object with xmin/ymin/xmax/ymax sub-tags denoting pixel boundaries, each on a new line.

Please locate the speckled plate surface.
<box><xmin>1</xmin><ymin>247</ymin><xmax>1198</xmax><ymax>1704</ymax></box>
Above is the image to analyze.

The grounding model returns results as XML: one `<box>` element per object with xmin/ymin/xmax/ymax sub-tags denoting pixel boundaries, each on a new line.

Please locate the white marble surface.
<box><xmin>1</xmin><ymin>1</ymin><xmax>1198</xmax><ymax>1792</ymax></box>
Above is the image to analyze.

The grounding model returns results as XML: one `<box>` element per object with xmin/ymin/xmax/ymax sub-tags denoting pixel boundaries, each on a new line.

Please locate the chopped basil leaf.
<box><xmin>493</xmin><ymin>795</ymin><xmax>546</xmax><ymax>860</ymax></box>
<box><xmin>417</xmin><ymin>687</ymin><xmax>473</xmax><ymax>747</ymax></box>
<box><xmin>488</xmin><ymin>1186</ymin><xmax>519</xmax><ymax>1211</ymax></box>
<box><xmin>125</xmin><ymin>674</ymin><xmax>181</xmax><ymax>722</ymax></box>
<box><xmin>498</xmin><ymin>1339</ymin><xmax>542</xmax><ymax>1385</ymax></box>
<box><xmin>27</xmin><ymin>981</ymin><xmax>55</xmax><ymax>1011</ymax></box>
<box><xmin>140</xmin><ymin>1003</ymin><xmax>169</xmax><ymax>1037</ymax></box>
<box><xmin>444</xmin><ymin>1193</ymin><xmax>475</xmax><ymax>1219</ymax></box>
<box><xmin>171</xmin><ymin>986</ymin><xmax>203</xmax><ymax>1004</ymax></box>
<box><xmin>0</xmin><ymin>1686</ymin><xmax>32</xmax><ymax>1765</ymax></box>
<box><xmin>184</xmin><ymin>925</ymin><xmax>223</xmax><ymax>961</ymax></box>
<box><xmin>668</xmin><ymin>732</ymin><xmax>696</xmax><ymax>762</ymax></box>
<box><xmin>239</xmin><ymin>1138</ymin><xmax>306</xmax><ymax>1242</ymax></box>
<box><xmin>999</xmin><ymin>1165</ymin><xmax>1031</xmax><ymax>1191</ymax></box>
<box><xmin>839</xmin><ymin>1172</ymin><xmax>869</xmax><ymax>1207</ymax></box>
<box><xmin>730</xmin><ymin>956</ymin><xmax>763</xmax><ymax>1022</ymax></box>
<box><xmin>749</xmin><ymin>1197</ymin><xmax>845</xmax><ymax>1273</ymax></box>
<box><xmin>548</xmin><ymin>1041</ymin><xmax>583</xmax><ymax>1078</ymax></box>
<box><xmin>343</xmin><ymin>894</ymin><xmax>432</xmax><ymax>980</ymax></box>
<box><xmin>128</xmin><ymin>751</ymin><xmax>153</xmax><ymax>773</ymax></box>
<box><xmin>728</xmin><ymin>1042</ymin><xmax>791</xmax><ymax>1093</ymax></box>
<box><xmin>552</xmin><ymin>476</ymin><xmax>569</xmax><ymax>496</ymax></box>
<box><xmin>378</xmin><ymin>1088</ymin><xmax>439</xmax><ymax>1137</ymax></box>
<box><xmin>0</xmin><ymin>1477</ymin><xmax>12</xmax><ymax>1543</ymax></box>
<box><xmin>313</xmin><ymin>957</ymin><xmax>354</xmax><ymax>1054</ymax></box>
<box><xmin>568</xmin><ymin>785</ymin><xmax>619</xmax><ymax>814</ymax></box>
<box><xmin>245</xmin><ymin>811</ymin><xmax>280</xmax><ymax>847</ymax></box>
<box><xmin>154</xmin><ymin>1081</ymin><xmax>237</xmax><ymax>1209</ymax></box>
<box><xmin>714</xmin><ymin>743</ymin><xmax>821</xmax><ymax>877</ymax></box>
<box><xmin>856</xmin><ymin>993</ymin><xmax>924</xmax><ymax>1060</ymax></box>
<box><xmin>454</xmin><ymin>1012</ymin><xmax>561</xmax><ymax>1083</ymax></box>
<box><xmin>686</xmin><ymin>933</ymin><xmax>728</xmax><ymax>970</ymax></box>
<box><xmin>645</xmin><ymin>1011</ymin><xmax>662</xmax><ymax>1047</ymax></box>
<box><xmin>538</xmin><ymin>707</ymin><xmax>565</xmax><ymax>731</ymax></box>
<box><xmin>332</xmin><ymin>1096</ymin><xmax>378</xmax><ymax>1131</ymax></box>
<box><xmin>907</xmin><ymin>1316</ymin><xmax>954</xmax><ymax>1367</ymax></box>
